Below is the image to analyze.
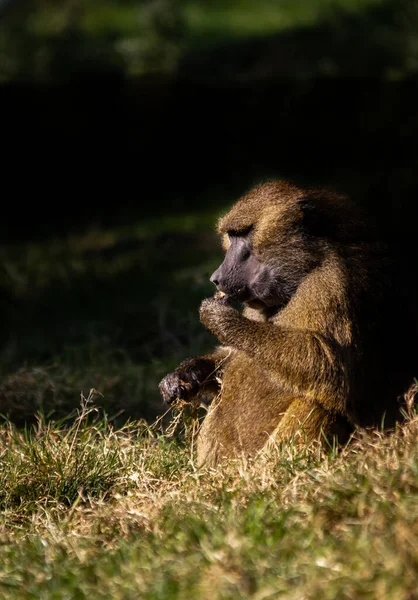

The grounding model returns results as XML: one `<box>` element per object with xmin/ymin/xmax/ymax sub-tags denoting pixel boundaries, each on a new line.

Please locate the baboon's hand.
<box><xmin>199</xmin><ymin>295</ymin><xmax>242</xmax><ymax>342</ymax></box>
<box><xmin>159</xmin><ymin>363</ymin><xmax>202</xmax><ymax>405</ymax></box>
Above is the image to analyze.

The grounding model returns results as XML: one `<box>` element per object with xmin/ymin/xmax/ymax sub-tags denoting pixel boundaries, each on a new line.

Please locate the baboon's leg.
<box><xmin>262</xmin><ymin>399</ymin><xmax>352</xmax><ymax>452</ymax></box>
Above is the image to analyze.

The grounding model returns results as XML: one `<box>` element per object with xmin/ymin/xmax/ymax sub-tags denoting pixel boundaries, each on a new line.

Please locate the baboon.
<box><xmin>159</xmin><ymin>180</ymin><xmax>418</xmax><ymax>467</ymax></box>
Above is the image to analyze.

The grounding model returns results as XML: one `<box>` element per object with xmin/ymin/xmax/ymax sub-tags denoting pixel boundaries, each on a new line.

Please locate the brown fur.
<box><xmin>160</xmin><ymin>180</ymin><xmax>418</xmax><ymax>468</ymax></box>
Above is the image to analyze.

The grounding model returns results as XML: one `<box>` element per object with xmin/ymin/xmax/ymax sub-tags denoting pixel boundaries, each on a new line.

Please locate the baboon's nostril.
<box><xmin>210</xmin><ymin>270</ymin><xmax>220</xmax><ymax>286</ymax></box>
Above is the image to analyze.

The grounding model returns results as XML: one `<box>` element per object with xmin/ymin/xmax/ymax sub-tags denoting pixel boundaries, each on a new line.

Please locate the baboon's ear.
<box><xmin>296</xmin><ymin>197</ymin><xmax>329</xmax><ymax>238</ymax></box>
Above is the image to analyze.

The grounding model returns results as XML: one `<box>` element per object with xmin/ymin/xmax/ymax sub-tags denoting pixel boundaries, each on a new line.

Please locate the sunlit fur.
<box><xmin>160</xmin><ymin>180</ymin><xmax>418</xmax><ymax>468</ymax></box>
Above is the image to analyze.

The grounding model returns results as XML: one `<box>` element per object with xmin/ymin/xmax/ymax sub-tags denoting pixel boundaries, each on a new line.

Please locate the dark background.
<box><xmin>0</xmin><ymin>0</ymin><xmax>417</xmax><ymax>426</ymax></box>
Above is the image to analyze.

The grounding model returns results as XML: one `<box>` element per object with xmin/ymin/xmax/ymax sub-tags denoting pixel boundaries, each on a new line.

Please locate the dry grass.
<box><xmin>1</xmin><ymin>389</ymin><xmax>418</xmax><ymax>598</ymax></box>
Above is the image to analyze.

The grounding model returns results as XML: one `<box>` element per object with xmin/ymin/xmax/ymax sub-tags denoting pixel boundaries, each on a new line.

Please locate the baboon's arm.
<box><xmin>159</xmin><ymin>346</ymin><xmax>230</xmax><ymax>405</ymax></box>
<box><xmin>200</xmin><ymin>298</ymin><xmax>349</xmax><ymax>414</ymax></box>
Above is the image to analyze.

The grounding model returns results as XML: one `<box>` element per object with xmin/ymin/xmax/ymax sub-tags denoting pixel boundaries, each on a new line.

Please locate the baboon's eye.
<box><xmin>228</xmin><ymin>225</ymin><xmax>253</xmax><ymax>238</ymax></box>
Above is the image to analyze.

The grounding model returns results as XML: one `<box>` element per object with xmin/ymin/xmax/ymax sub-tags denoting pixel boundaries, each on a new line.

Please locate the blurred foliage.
<box><xmin>0</xmin><ymin>0</ymin><xmax>418</xmax><ymax>82</ymax></box>
<box><xmin>0</xmin><ymin>0</ymin><xmax>185</xmax><ymax>82</ymax></box>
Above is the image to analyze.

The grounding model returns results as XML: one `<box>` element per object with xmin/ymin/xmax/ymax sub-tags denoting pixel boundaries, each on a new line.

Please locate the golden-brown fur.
<box><xmin>160</xmin><ymin>179</ymin><xmax>418</xmax><ymax>468</ymax></box>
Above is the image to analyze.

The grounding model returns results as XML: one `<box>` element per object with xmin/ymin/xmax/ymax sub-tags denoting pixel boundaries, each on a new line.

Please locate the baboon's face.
<box><xmin>210</xmin><ymin>183</ymin><xmax>331</xmax><ymax>311</ymax></box>
<box><xmin>210</xmin><ymin>228</ymin><xmax>277</xmax><ymax>308</ymax></box>
<box><xmin>210</xmin><ymin>223</ymin><xmax>314</xmax><ymax>310</ymax></box>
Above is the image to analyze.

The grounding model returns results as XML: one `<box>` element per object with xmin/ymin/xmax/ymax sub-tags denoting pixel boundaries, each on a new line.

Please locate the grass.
<box><xmin>1</xmin><ymin>392</ymin><xmax>418</xmax><ymax>598</ymax></box>
<box><xmin>0</xmin><ymin>179</ymin><xmax>418</xmax><ymax>596</ymax></box>
<box><xmin>183</xmin><ymin>0</ymin><xmax>387</xmax><ymax>43</ymax></box>
<box><xmin>0</xmin><ymin>200</ymin><xmax>230</xmax><ymax>427</ymax></box>
<box><xmin>1</xmin><ymin>0</ymin><xmax>397</xmax><ymax>81</ymax></box>
<box><xmin>23</xmin><ymin>0</ymin><xmax>387</xmax><ymax>40</ymax></box>
<box><xmin>1</xmin><ymin>0</ymin><xmax>417</xmax><ymax>589</ymax></box>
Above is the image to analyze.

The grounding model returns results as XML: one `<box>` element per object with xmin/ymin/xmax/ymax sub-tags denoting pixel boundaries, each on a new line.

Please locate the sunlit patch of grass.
<box><xmin>25</xmin><ymin>0</ymin><xmax>389</xmax><ymax>41</ymax></box>
<box><xmin>183</xmin><ymin>0</ymin><xmax>387</xmax><ymax>42</ymax></box>
<box><xmin>1</xmin><ymin>400</ymin><xmax>418</xmax><ymax>597</ymax></box>
<box><xmin>28</xmin><ymin>4</ymin><xmax>142</xmax><ymax>38</ymax></box>
<box><xmin>0</xmin><ymin>392</ymin><xmax>130</xmax><ymax>515</ymax></box>
<box><xmin>0</xmin><ymin>393</ymin><xmax>189</xmax><ymax>523</ymax></box>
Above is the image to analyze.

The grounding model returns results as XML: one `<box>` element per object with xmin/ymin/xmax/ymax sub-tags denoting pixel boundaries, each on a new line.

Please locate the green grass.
<box><xmin>183</xmin><ymin>0</ymin><xmax>386</xmax><ymax>43</ymax></box>
<box><xmin>1</xmin><ymin>396</ymin><xmax>418</xmax><ymax>598</ymax></box>
<box><xmin>0</xmin><ymin>171</ymin><xmax>417</xmax><ymax>596</ymax></box>
<box><xmin>0</xmin><ymin>201</ymin><xmax>230</xmax><ymax>427</ymax></box>
<box><xmin>26</xmin><ymin>0</ymin><xmax>388</xmax><ymax>41</ymax></box>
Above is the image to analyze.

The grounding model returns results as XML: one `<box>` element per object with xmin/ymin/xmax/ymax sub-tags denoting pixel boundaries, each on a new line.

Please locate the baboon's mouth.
<box><xmin>220</xmin><ymin>287</ymin><xmax>274</xmax><ymax>308</ymax></box>
<box><xmin>230</xmin><ymin>287</ymin><xmax>252</xmax><ymax>303</ymax></box>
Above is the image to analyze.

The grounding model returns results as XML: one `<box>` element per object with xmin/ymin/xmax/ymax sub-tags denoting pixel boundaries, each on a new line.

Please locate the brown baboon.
<box><xmin>159</xmin><ymin>180</ymin><xmax>418</xmax><ymax>467</ymax></box>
